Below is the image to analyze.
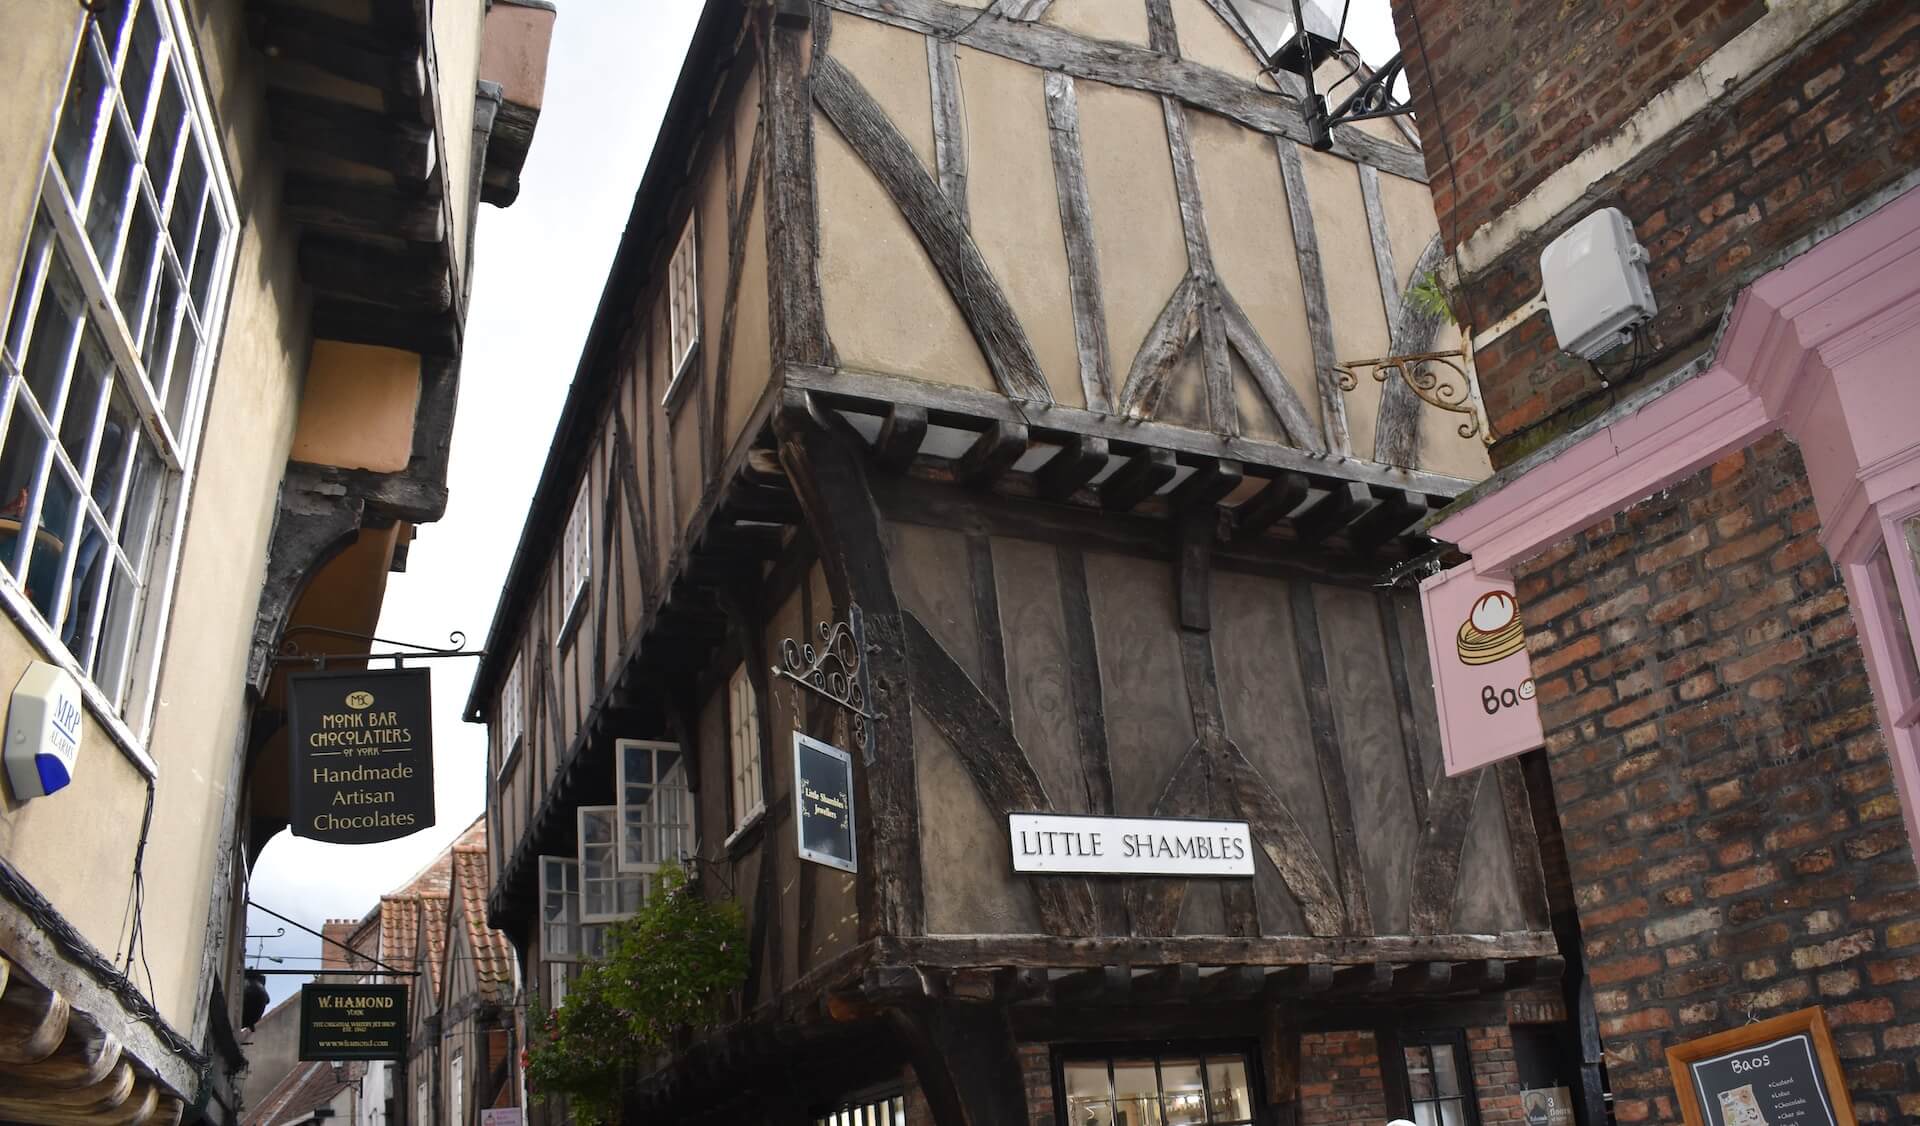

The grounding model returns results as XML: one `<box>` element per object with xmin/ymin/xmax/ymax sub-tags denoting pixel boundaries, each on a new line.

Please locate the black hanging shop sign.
<box><xmin>793</xmin><ymin>732</ymin><xmax>856</xmax><ymax>873</ymax></box>
<box><xmin>298</xmin><ymin>983</ymin><xmax>409</xmax><ymax>1061</ymax></box>
<box><xmin>288</xmin><ymin>668</ymin><xmax>436</xmax><ymax>844</ymax></box>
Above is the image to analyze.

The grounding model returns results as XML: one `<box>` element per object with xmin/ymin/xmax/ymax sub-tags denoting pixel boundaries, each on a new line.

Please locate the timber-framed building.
<box><xmin>473</xmin><ymin>2</ymin><xmax>1595</xmax><ymax>1124</ymax></box>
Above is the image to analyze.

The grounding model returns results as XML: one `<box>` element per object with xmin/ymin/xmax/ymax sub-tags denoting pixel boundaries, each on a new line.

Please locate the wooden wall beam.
<box><xmin>1233</xmin><ymin>471</ymin><xmax>1309</xmax><ymax>540</ymax></box>
<box><xmin>1036</xmin><ymin>435</ymin><xmax>1109</xmax><ymax>502</ymax></box>
<box><xmin>812</xmin><ymin>56</ymin><xmax>1052</xmax><ymax>403</ymax></box>
<box><xmin>904</xmin><ymin>611</ymin><xmax>1099</xmax><ymax>936</ymax></box>
<box><xmin>819</xmin><ymin>0</ymin><xmax>1427</xmax><ymax>181</ymax></box>
<box><xmin>1101</xmin><ymin>447</ymin><xmax>1176</xmax><ymax>512</ymax></box>
<box><xmin>957</xmin><ymin>421</ymin><xmax>1031</xmax><ymax>487</ymax></box>
<box><xmin>1043</xmin><ymin>73</ymin><xmax>1113</xmax><ymax>413</ymax></box>
<box><xmin>266</xmin><ymin>90</ymin><xmax>434</xmax><ymax>181</ymax></box>
<box><xmin>874</xmin><ymin>403</ymin><xmax>929</xmax><ymax>472</ymax></box>
<box><xmin>1373</xmin><ymin>235</ymin><xmax>1449</xmax><ymax>467</ymax></box>
<box><xmin>927</xmin><ymin>38</ymin><xmax>968</xmax><ymax>224</ymax></box>
<box><xmin>1275</xmin><ymin>138</ymin><xmax>1348</xmax><ymax>457</ymax></box>
<box><xmin>765</xmin><ymin>14</ymin><xmax>834</xmax><ymax>366</ymax></box>
<box><xmin>1287</xmin><ymin>582</ymin><xmax>1373</xmax><ymax>934</ymax></box>
<box><xmin>784</xmin><ymin>364</ymin><xmax>1472</xmax><ymax>498</ymax></box>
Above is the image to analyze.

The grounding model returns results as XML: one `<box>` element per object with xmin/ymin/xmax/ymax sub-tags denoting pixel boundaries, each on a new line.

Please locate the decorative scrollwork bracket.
<box><xmin>772</xmin><ymin>603</ymin><xmax>878</xmax><ymax>763</ymax></box>
<box><xmin>1335</xmin><ymin>330</ymin><xmax>1496</xmax><ymax>446</ymax></box>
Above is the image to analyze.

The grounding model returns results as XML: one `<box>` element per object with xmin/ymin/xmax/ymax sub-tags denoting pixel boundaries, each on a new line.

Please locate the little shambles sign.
<box><xmin>288</xmin><ymin>668</ymin><xmax>435</xmax><ymax>844</ymax></box>
<box><xmin>794</xmin><ymin>732</ymin><xmax>856</xmax><ymax>873</ymax></box>
<box><xmin>1665</xmin><ymin>1007</ymin><xmax>1855</xmax><ymax>1126</ymax></box>
<box><xmin>298</xmin><ymin>983</ymin><xmax>408</xmax><ymax>1061</ymax></box>
<box><xmin>1009</xmin><ymin>813</ymin><xmax>1255</xmax><ymax>877</ymax></box>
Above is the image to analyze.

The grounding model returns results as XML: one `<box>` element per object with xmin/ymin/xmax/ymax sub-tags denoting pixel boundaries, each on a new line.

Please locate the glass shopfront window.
<box><xmin>1060</xmin><ymin>1049</ymin><xmax>1255</xmax><ymax>1126</ymax></box>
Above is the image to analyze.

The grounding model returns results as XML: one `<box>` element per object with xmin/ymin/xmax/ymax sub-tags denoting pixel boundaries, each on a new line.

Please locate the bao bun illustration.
<box><xmin>1457</xmin><ymin>590</ymin><xmax>1526</xmax><ymax>666</ymax></box>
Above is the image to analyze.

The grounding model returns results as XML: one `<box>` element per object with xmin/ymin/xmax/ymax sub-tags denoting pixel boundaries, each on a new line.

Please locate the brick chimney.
<box><xmin>319</xmin><ymin>918</ymin><xmax>359</xmax><ymax>975</ymax></box>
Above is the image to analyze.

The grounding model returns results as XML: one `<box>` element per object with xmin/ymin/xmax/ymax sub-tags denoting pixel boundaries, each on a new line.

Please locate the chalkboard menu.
<box><xmin>794</xmin><ymin>732</ymin><xmax>856</xmax><ymax>873</ymax></box>
<box><xmin>1666</xmin><ymin>1007</ymin><xmax>1856</xmax><ymax>1126</ymax></box>
<box><xmin>299</xmin><ymin>983</ymin><xmax>408</xmax><ymax>1061</ymax></box>
<box><xmin>288</xmin><ymin>668</ymin><xmax>436</xmax><ymax>844</ymax></box>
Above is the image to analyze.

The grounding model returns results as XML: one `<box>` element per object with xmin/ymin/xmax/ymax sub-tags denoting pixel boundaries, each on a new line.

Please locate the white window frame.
<box><xmin>727</xmin><ymin>664</ymin><xmax>764</xmax><ymax>835</ymax></box>
<box><xmin>816</xmin><ymin>1092</ymin><xmax>908</xmax><ymax>1126</ymax></box>
<box><xmin>616</xmin><ymin>738</ymin><xmax>693</xmax><ymax>876</ymax></box>
<box><xmin>559</xmin><ymin>481</ymin><xmax>590</xmax><ymax>629</ymax></box>
<box><xmin>414</xmin><ymin>1072</ymin><xmax>430</xmax><ymax>1126</ymax></box>
<box><xmin>0</xmin><ymin>0</ymin><xmax>238</xmax><ymax>767</ymax></box>
<box><xmin>538</xmin><ymin>854</ymin><xmax>579</xmax><ymax>963</ymax></box>
<box><xmin>449</xmin><ymin>1050</ymin><xmax>464</xmax><ymax>1126</ymax></box>
<box><xmin>546</xmin><ymin>959</ymin><xmax>572</xmax><ymax>1011</ymax></box>
<box><xmin>577</xmin><ymin>805</ymin><xmax>646</xmax><ymax>924</ymax></box>
<box><xmin>661</xmin><ymin>215</ymin><xmax>699</xmax><ymax>405</ymax></box>
<box><xmin>497</xmin><ymin>650</ymin><xmax>524</xmax><ymax>776</ymax></box>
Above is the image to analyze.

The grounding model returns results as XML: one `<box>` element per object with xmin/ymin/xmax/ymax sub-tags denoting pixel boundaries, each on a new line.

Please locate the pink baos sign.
<box><xmin>1419</xmin><ymin>565</ymin><xmax>1545</xmax><ymax>775</ymax></box>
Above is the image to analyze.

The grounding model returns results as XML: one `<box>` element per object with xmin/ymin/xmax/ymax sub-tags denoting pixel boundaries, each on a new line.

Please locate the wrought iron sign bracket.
<box><xmin>272</xmin><ymin>626</ymin><xmax>485</xmax><ymax>671</ymax></box>
<box><xmin>1335</xmin><ymin>330</ymin><xmax>1496</xmax><ymax>446</ymax></box>
<box><xmin>773</xmin><ymin>603</ymin><xmax>879</xmax><ymax>764</ymax></box>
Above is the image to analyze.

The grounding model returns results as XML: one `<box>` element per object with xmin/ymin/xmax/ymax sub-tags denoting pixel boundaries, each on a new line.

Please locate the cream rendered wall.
<box><xmin>0</xmin><ymin>0</ymin><xmax>308</xmax><ymax>1037</ymax></box>
<box><xmin>0</xmin><ymin>8</ymin><xmax>80</xmax><ymax>321</ymax></box>
<box><xmin>435</xmin><ymin>0</ymin><xmax>486</xmax><ymax>288</ymax></box>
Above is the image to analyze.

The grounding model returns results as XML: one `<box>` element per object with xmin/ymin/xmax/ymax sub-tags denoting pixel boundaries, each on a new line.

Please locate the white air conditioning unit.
<box><xmin>1539</xmin><ymin>207</ymin><xmax>1657</xmax><ymax>360</ymax></box>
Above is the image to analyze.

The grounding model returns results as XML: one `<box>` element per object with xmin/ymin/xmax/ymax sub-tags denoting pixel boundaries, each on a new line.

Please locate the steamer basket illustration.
<box><xmin>1457</xmin><ymin>590</ymin><xmax>1526</xmax><ymax>666</ymax></box>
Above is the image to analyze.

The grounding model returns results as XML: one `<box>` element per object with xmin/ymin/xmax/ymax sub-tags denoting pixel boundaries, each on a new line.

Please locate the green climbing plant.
<box><xmin>1409</xmin><ymin>270</ymin><xmax>1459</xmax><ymax>326</ymax></box>
<box><xmin>525</xmin><ymin>865</ymin><xmax>748</xmax><ymax>1126</ymax></box>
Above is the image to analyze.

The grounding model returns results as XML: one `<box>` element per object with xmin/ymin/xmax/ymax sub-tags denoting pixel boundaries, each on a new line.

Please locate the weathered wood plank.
<box><xmin>812</xmin><ymin>56</ymin><xmax>1052</xmax><ymax>403</ymax></box>
<box><xmin>1127</xmin><ymin>740</ymin><xmax>1211</xmax><ymax>935</ymax></box>
<box><xmin>1275</xmin><ymin>138</ymin><xmax>1348</xmax><ymax>456</ymax></box>
<box><xmin>967</xmin><ymin>535</ymin><xmax>1011</xmax><ymax>718</ymax></box>
<box><xmin>1498</xmin><ymin>757</ymin><xmax>1554</xmax><ymax>931</ymax></box>
<box><xmin>904</xmin><ymin>611</ymin><xmax>1099</xmax><ymax>936</ymax></box>
<box><xmin>874</xmin><ymin>403</ymin><xmax>929</xmax><ymax>471</ymax></box>
<box><xmin>1100</xmin><ymin>447</ymin><xmax>1177</xmax><ymax>512</ymax></box>
<box><xmin>710</xmin><ymin>108</ymin><xmax>767</xmax><ymax>479</ymax></box>
<box><xmin>1407</xmin><ymin>770</ymin><xmax>1484</xmax><ymax>936</ymax></box>
<box><xmin>1286</xmin><ymin>582</ymin><xmax>1371</xmax><ymax>933</ymax></box>
<box><xmin>774</xmin><ymin>419</ymin><xmax>924</xmax><ymax>936</ymax></box>
<box><xmin>1169</xmin><ymin>457</ymin><xmax>1244</xmax><ymax>515</ymax></box>
<box><xmin>765</xmin><ymin>19</ymin><xmax>834</xmax><ymax>366</ymax></box>
<box><xmin>611</xmin><ymin>412</ymin><xmax>657</xmax><ymax>608</ymax></box>
<box><xmin>784</xmin><ymin>363</ymin><xmax>1476</xmax><ymax>497</ymax></box>
<box><xmin>1290</xmin><ymin>482</ymin><xmax>1369</xmax><ymax>546</ymax></box>
<box><xmin>1358</xmin><ymin>164</ymin><xmax>1400</xmax><ymax>316</ymax></box>
<box><xmin>1233</xmin><ymin>471</ymin><xmax>1310</xmax><ymax>540</ymax></box>
<box><xmin>957</xmin><ymin>421</ymin><xmax>1030</xmax><ymax>486</ymax></box>
<box><xmin>875</xmin><ymin>929</ymin><xmax>1561</xmax><ymax>966</ymax></box>
<box><xmin>1043</xmin><ymin>73</ymin><xmax>1114</xmax><ymax>413</ymax></box>
<box><xmin>1036</xmin><ymin>435</ymin><xmax>1108</xmax><ymax>502</ymax></box>
<box><xmin>1214</xmin><ymin>739</ymin><xmax>1346</xmax><ymax>936</ymax></box>
<box><xmin>1375</xmin><ymin>592</ymin><xmax>1431</xmax><ymax>829</ymax></box>
<box><xmin>1146</xmin><ymin>0</ymin><xmax>1179</xmax><ymax>54</ymax></box>
<box><xmin>818</xmin><ymin>0</ymin><xmax>1429</xmax><ymax>181</ymax></box>
<box><xmin>889</xmin><ymin>1003</ymin><xmax>1029</xmax><ymax>1126</ymax></box>
<box><xmin>927</xmin><ymin>37</ymin><xmax>968</xmax><ymax>225</ymax></box>
<box><xmin>1219</xmin><ymin>286</ymin><xmax>1323</xmax><ymax>452</ymax></box>
<box><xmin>283</xmin><ymin>176</ymin><xmax>443</xmax><ymax>243</ymax></box>
<box><xmin>1118</xmin><ymin>276</ymin><xmax>1200</xmax><ymax>419</ymax></box>
<box><xmin>0</xmin><ymin>974</ymin><xmax>69</xmax><ymax>1065</ymax></box>
<box><xmin>1374</xmin><ymin>235</ymin><xmax>1448</xmax><ymax>467</ymax></box>
<box><xmin>1055</xmin><ymin>546</ymin><xmax>1115</xmax><ymax>815</ymax></box>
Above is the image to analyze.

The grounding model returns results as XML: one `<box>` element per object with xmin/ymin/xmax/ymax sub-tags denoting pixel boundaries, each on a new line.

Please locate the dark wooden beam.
<box><xmin>252</xmin><ymin>5</ymin><xmax>426</xmax><ymax>105</ymax></box>
<box><xmin>1100</xmin><ymin>447</ymin><xmax>1176</xmax><ymax>512</ymax></box>
<box><xmin>1043</xmin><ymin>72</ymin><xmax>1113</xmax><ymax>412</ymax></box>
<box><xmin>1169</xmin><ymin>457</ymin><xmax>1243</xmax><ymax>513</ymax></box>
<box><xmin>1289</xmin><ymin>482</ymin><xmax>1370</xmax><ymax>546</ymax></box>
<box><xmin>873</xmin><ymin>403</ymin><xmax>928</xmax><ymax>472</ymax></box>
<box><xmin>1036</xmin><ymin>435</ymin><xmax>1108</xmax><ymax>501</ymax></box>
<box><xmin>956</xmin><ymin>421</ymin><xmax>1029</xmax><ymax>487</ymax></box>
<box><xmin>282</xmin><ymin>175</ymin><xmax>442</xmax><ymax>243</ymax></box>
<box><xmin>299</xmin><ymin>237</ymin><xmax>452</xmax><ymax>313</ymax></box>
<box><xmin>1233</xmin><ymin>471</ymin><xmax>1310</xmax><ymax>540</ymax></box>
<box><xmin>266</xmin><ymin>89</ymin><xmax>435</xmax><ymax>181</ymax></box>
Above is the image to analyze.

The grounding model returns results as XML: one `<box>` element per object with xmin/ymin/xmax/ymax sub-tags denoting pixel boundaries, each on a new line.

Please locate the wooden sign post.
<box><xmin>1665</xmin><ymin>1007</ymin><xmax>1855</xmax><ymax>1126</ymax></box>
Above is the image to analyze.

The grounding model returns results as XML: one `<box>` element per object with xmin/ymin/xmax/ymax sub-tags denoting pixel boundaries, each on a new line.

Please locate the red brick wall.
<box><xmin>1511</xmin><ymin>434</ymin><xmax>1920</xmax><ymax>1121</ymax></box>
<box><xmin>1299</xmin><ymin>1030</ymin><xmax>1388</xmax><ymax>1126</ymax></box>
<box><xmin>1466</xmin><ymin>1025</ymin><xmax>1523</xmax><ymax>1126</ymax></box>
<box><xmin>1387</xmin><ymin>0</ymin><xmax>1920</xmax><ymax>465</ymax></box>
<box><xmin>1017</xmin><ymin>1043</ymin><xmax>1052</xmax><ymax>1126</ymax></box>
<box><xmin>1390</xmin><ymin>0</ymin><xmax>1766</xmax><ymax>245</ymax></box>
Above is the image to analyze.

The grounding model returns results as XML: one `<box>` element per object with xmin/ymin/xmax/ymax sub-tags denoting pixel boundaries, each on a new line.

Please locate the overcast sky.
<box><xmin>245</xmin><ymin>0</ymin><xmax>1402</xmax><ymax>1009</ymax></box>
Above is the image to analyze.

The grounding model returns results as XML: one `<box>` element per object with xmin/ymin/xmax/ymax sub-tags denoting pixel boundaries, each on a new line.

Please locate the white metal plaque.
<box><xmin>1008</xmin><ymin>813</ymin><xmax>1255</xmax><ymax>877</ymax></box>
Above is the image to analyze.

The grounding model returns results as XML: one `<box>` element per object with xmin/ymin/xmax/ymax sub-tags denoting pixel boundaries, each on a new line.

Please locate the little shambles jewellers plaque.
<box><xmin>1009</xmin><ymin>813</ymin><xmax>1255</xmax><ymax>877</ymax></box>
<box><xmin>794</xmin><ymin>732</ymin><xmax>856</xmax><ymax>873</ymax></box>
<box><xmin>298</xmin><ymin>983</ymin><xmax>408</xmax><ymax>1061</ymax></box>
<box><xmin>288</xmin><ymin>668</ymin><xmax>435</xmax><ymax>844</ymax></box>
<box><xmin>1666</xmin><ymin>1006</ymin><xmax>1856</xmax><ymax>1126</ymax></box>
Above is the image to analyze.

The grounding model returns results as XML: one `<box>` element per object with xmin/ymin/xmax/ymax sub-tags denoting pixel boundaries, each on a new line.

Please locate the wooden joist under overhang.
<box><xmin>781</xmin><ymin>372</ymin><xmax>1470</xmax><ymax>563</ymax></box>
<box><xmin>249</xmin><ymin>0</ymin><xmax>461</xmax><ymax>356</ymax></box>
<box><xmin>0</xmin><ymin>953</ymin><xmax>188</xmax><ymax>1126</ymax></box>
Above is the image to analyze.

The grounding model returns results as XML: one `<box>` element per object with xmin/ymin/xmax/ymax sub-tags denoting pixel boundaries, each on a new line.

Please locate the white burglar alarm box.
<box><xmin>1539</xmin><ymin>207</ymin><xmax>1657</xmax><ymax>360</ymax></box>
<box><xmin>5</xmin><ymin>662</ymin><xmax>83</xmax><ymax>800</ymax></box>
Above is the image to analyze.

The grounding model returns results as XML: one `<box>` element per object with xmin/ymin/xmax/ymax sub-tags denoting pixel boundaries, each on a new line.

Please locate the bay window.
<box><xmin>1</xmin><ymin>0</ymin><xmax>235</xmax><ymax>745</ymax></box>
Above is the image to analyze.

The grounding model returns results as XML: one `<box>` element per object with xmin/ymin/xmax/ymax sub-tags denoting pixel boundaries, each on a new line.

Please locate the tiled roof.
<box><xmin>452</xmin><ymin>844</ymin><xmax>516</xmax><ymax>1002</ymax></box>
<box><xmin>242</xmin><ymin>1059</ymin><xmax>358</xmax><ymax>1125</ymax></box>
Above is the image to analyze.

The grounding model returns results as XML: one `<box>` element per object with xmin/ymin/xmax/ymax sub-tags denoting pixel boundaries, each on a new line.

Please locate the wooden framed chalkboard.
<box><xmin>1665</xmin><ymin>1007</ymin><xmax>1855</xmax><ymax>1126</ymax></box>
